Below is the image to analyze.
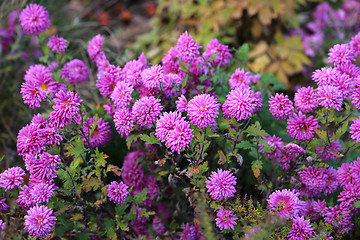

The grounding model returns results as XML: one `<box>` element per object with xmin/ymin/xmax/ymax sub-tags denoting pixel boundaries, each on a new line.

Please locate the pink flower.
<box><xmin>294</xmin><ymin>87</ymin><xmax>318</xmax><ymax>114</ymax></box>
<box><xmin>141</xmin><ymin>65</ymin><xmax>164</xmax><ymax>89</ymax></box>
<box><xmin>132</xmin><ymin>96</ymin><xmax>163</xmax><ymax>128</ymax></box>
<box><xmin>123</xmin><ymin>55</ymin><xmax>147</xmax><ymax>87</ymax></box>
<box><xmin>337</xmin><ymin>162</ymin><xmax>356</xmax><ymax>187</ymax></box>
<box><xmin>203</xmin><ymin>38</ymin><xmax>232</xmax><ymax>67</ymax></box>
<box><xmin>0</xmin><ymin>199</ymin><xmax>8</xmax><ymax>212</ymax></box>
<box><xmin>287</xmin><ymin>216</ymin><xmax>314</xmax><ymax>240</ymax></box>
<box><xmin>176</xmin><ymin>95</ymin><xmax>188</xmax><ymax>112</ymax></box>
<box><xmin>228</xmin><ymin>68</ymin><xmax>251</xmax><ymax>89</ymax></box>
<box><xmin>187</xmin><ymin>94</ymin><xmax>220</xmax><ymax>129</ymax></box>
<box><xmin>111</xmin><ymin>81</ymin><xmax>134</xmax><ymax>108</ymax></box>
<box><xmin>30</xmin><ymin>182</ymin><xmax>57</xmax><ymax>204</ymax></box>
<box><xmin>269</xmin><ymin>93</ymin><xmax>294</xmax><ymax>120</ymax></box>
<box><xmin>312</xmin><ymin>67</ymin><xmax>339</xmax><ymax>86</ymax></box>
<box><xmin>24</xmin><ymin>205</ymin><xmax>56</xmax><ymax>238</ymax></box>
<box><xmin>277</xmin><ymin>143</ymin><xmax>305</xmax><ymax>170</ymax></box>
<box><xmin>153</xmin><ymin>216</ymin><xmax>166</xmax><ymax>235</ymax></box>
<box><xmin>156</xmin><ymin>111</ymin><xmax>183</xmax><ymax>143</ymax></box>
<box><xmin>338</xmin><ymin>184</ymin><xmax>360</xmax><ymax>208</ymax></box>
<box><xmin>350</xmin><ymin>117</ymin><xmax>360</xmax><ymax>143</ymax></box>
<box><xmin>122</xmin><ymin>152</ymin><xmax>146</xmax><ymax>188</ymax></box>
<box><xmin>162</xmin><ymin>47</ymin><xmax>181</xmax><ymax>74</ymax></box>
<box><xmin>328</xmin><ymin>43</ymin><xmax>355</xmax><ymax>65</ymax></box>
<box><xmin>261</xmin><ymin>135</ymin><xmax>283</xmax><ymax>159</ymax></box>
<box><xmin>215</xmin><ymin>208</ymin><xmax>238</xmax><ymax>230</ymax></box>
<box><xmin>20</xmin><ymin>80</ymin><xmax>46</xmax><ymax>108</ymax></box>
<box><xmin>166</xmin><ymin>119</ymin><xmax>193</xmax><ymax>154</ymax></box>
<box><xmin>88</xmin><ymin>34</ymin><xmax>105</xmax><ymax>62</ymax></box>
<box><xmin>176</xmin><ymin>31</ymin><xmax>201</xmax><ymax>64</ymax></box>
<box><xmin>19</xmin><ymin>4</ymin><xmax>50</xmax><ymax>35</ymax></box>
<box><xmin>180</xmin><ymin>223</ymin><xmax>201</xmax><ymax>240</ymax></box>
<box><xmin>332</xmin><ymin>73</ymin><xmax>355</xmax><ymax>98</ymax></box>
<box><xmin>82</xmin><ymin>116</ymin><xmax>112</xmax><ymax>148</ymax></box>
<box><xmin>103</xmin><ymin>102</ymin><xmax>115</xmax><ymax>117</ymax></box>
<box><xmin>48</xmin><ymin>90</ymin><xmax>83</xmax><ymax>129</ymax></box>
<box><xmin>25</xmin><ymin>152</ymin><xmax>60</xmax><ymax>180</ymax></box>
<box><xmin>223</xmin><ymin>86</ymin><xmax>260</xmax><ymax>121</ymax></box>
<box><xmin>0</xmin><ymin>167</ymin><xmax>25</xmax><ymax>191</ymax></box>
<box><xmin>316</xmin><ymin>140</ymin><xmax>342</xmax><ymax>161</ymax></box>
<box><xmin>96</xmin><ymin>64</ymin><xmax>123</xmax><ymax>98</ymax></box>
<box><xmin>299</xmin><ymin>166</ymin><xmax>327</xmax><ymax>197</ymax></box>
<box><xmin>113</xmin><ymin>107</ymin><xmax>133</xmax><ymax>137</ymax></box>
<box><xmin>287</xmin><ymin>113</ymin><xmax>319</xmax><ymax>142</ymax></box>
<box><xmin>60</xmin><ymin>59</ymin><xmax>89</xmax><ymax>85</ymax></box>
<box><xmin>317</xmin><ymin>85</ymin><xmax>343</xmax><ymax>110</ymax></box>
<box><xmin>17</xmin><ymin>124</ymin><xmax>45</xmax><ymax>156</ymax></box>
<box><xmin>324</xmin><ymin>205</ymin><xmax>353</xmax><ymax>234</ymax></box>
<box><xmin>107</xmin><ymin>181</ymin><xmax>129</xmax><ymax>204</ymax></box>
<box><xmin>351</xmin><ymin>88</ymin><xmax>360</xmax><ymax>109</ymax></box>
<box><xmin>267</xmin><ymin>189</ymin><xmax>299</xmax><ymax>218</ymax></box>
<box><xmin>205</xmin><ymin>169</ymin><xmax>236</xmax><ymax>200</ymax></box>
<box><xmin>350</xmin><ymin>32</ymin><xmax>360</xmax><ymax>57</ymax></box>
<box><xmin>47</xmin><ymin>35</ymin><xmax>67</xmax><ymax>53</ymax></box>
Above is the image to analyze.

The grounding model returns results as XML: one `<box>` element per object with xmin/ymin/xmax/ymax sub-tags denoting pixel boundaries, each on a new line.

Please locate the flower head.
<box><xmin>26</xmin><ymin>152</ymin><xmax>60</xmax><ymax>180</ymax></box>
<box><xmin>228</xmin><ymin>68</ymin><xmax>251</xmax><ymax>89</ymax></box>
<box><xmin>350</xmin><ymin>32</ymin><xmax>360</xmax><ymax>57</ymax></box>
<box><xmin>287</xmin><ymin>216</ymin><xmax>315</xmax><ymax>240</ymax></box>
<box><xmin>0</xmin><ymin>167</ymin><xmax>26</xmax><ymax>191</ymax></box>
<box><xmin>317</xmin><ymin>85</ymin><xmax>343</xmax><ymax>110</ymax></box>
<box><xmin>156</xmin><ymin>111</ymin><xmax>183</xmax><ymax>143</ymax></box>
<box><xmin>187</xmin><ymin>94</ymin><xmax>220</xmax><ymax>129</ymax></box>
<box><xmin>180</xmin><ymin>223</ymin><xmax>201</xmax><ymax>240</ymax></box>
<box><xmin>316</xmin><ymin>140</ymin><xmax>342</xmax><ymax>161</ymax></box>
<box><xmin>141</xmin><ymin>65</ymin><xmax>164</xmax><ymax>89</ymax></box>
<box><xmin>107</xmin><ymin>181</ymin><xmax>129</xmax><ymax>205</ymax></box>
<box><xmin>299</xmin><ymin>166</ymin><xmax>328</xmax><ymax>197</ymax></box>
<box><xmin>328</xmin><ymin>43</ymin><xmax>355</xmax><ymax>65</ymax></box>
<box><xmin>203</xmin><ymin>38</ymin><xmax>232</xmax><ymax>67</ymax></box>
<box><xmin>123</xmin><ymin>55</ymin><xmax>147</xmax><ymax>87</ymax></box>
<box><xmin>30</xmin><ymin>182</ymin><xmax>57</xmax><ymax>204</ymax></box>
<box><xmin>111</xmin><ymin>81</ymin><xmax>133</xmax><ymax>108</ymax></box>
<box><xmin>16</xmin><ymin>185</ymin><xmax>33</xmax><ymax>210</ymax></box>
<box><xmin>267</xmin><ymin>189</ymin><xmax>299</xmax><ymax>218</ymax></box>
<box><xmin>47</xmin><ymin>35</ymin><xmax>67</xmax><ymax>53</ymax></box>
<box><xmin>312</xmin><ymin>67</ymin><xmax>339</xmax><ymax>86</ymax></box>
<box><xmin>205</xmin><ymin>169</ymin><xmax>236</xmax><ymax>200</ymax></box>
<box><xmin>287</xmin><ymin>113</ymin><xmax>319</xmax><ymax>142</ymax></box>
<box><xmin>88</xmin><ymin>34</ymin><xmax>105</xmax><ymax>62</ymax></box>
<box><xmin>24</xmin><ymin>205</ymin><xmax>56</xmax><ymax>238</ymax></box>
<box><xmin>350</xmin><ymin>117</ymin><xmax>360</xmax><ymax>142</ymax></box>
<box><xmin>294</xmin><ymin>87</ymin><xmax>318</xmax><ymax>114</ymax></box>
<box><xmin>166</xmin><ymin>119</ymin><xmax>193</xmax><ymax>154</ymax></box>
<box><xmin>132</xmin><ymin>96</ymin><xmax>163</xmax><ymax>128</ymax></box>
<box><xmin>269</xmin><ymin>93</ymin><xmax>294</xmax><ymax>120</ymax></box>
<box><xmin>17</xmin><ymin>124</ymin><xmax>45</xmax><ymax>156</ymax></box>
<box><xmin>176</xmin><ymin>95</ymin><xmax>188</xmax><ymax>112</ymax></box>
<box><xmin>19</xmin><ymin>4</ymin><xmax>50</xmax><ymax>35</ymax></box>
<box><xmin>215</xmin><ymin>208</ymin><xmax>238</xmax><ymax>230</ymax></box>
<box><xmin>176</xmin><ymin>31</ymin><xmax>201</xmax><ymax>64</ymax></box>
<box><xmin>96</xmin><ymin>64</ymin><xmax>123</xmax><ymax>98</ymax></box>
<box><xmin>60</xmin><ymin>59</ymin><xmax>89</xmax><ymax>85</ymax></box>
<box><xmin>82</xmin><ymin>116</ymin><xmax>112</xmax><ymax>148</ymax></box>
<box><xmin>113</xmin><ymin>107</ymin><xmax>133</xmax><ymax>137</ymax></box>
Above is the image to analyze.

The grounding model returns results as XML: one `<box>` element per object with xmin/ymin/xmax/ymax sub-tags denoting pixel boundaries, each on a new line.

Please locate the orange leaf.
<box><xmin>253</xmin><ymin>168</ymin><xmax>260</xmax><ymax>178</ymax></box>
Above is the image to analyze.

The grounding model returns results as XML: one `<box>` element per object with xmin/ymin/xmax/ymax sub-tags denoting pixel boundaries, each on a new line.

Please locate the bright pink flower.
<box><xmin>336</xmin><ymin>63</ymin><xmax>360</xmax><ymax>80</ymax></box>
<box><xmin>324</xmin><ymin>205</ymin><xmax>353</xmax><ymax>234</ymax></box>
<box><xmin>187</xmin><ymin>94</ymin><xmax>220</xmax><ymax>129</ymax></box>
<box><xmin>132</xmin><ymin>96</ymin><xmax>163</xmax><ymax>128</ymax></box>
<box><xmin>123</xmin><ymin>55</ymin><xmax>147</xmax><ymax>87</ymax></box>
<box><xmin>215</xmin><ymin>208</ymin><xmax>238</xmax><ymax>231</ymax></box>
<box><xmin>25</xmin><ymin>152</ymin><xmax>60</xmax><ymax>180</ymax></box>
<box><xmin>16</xmin><ymin>185</ymin><xmax>33</xmax><ymax>210</ymax></box>
<box><xmin>176</xmin><ymin>31</ymin><xmax>201</xmax><ymax>65</ymax></box>
<box><xmin>103</xmin><ymin>102</ymin><xmax>115</xmax><ymax>117</ymax></box>
<box><xmin>287</xmin><ymin>216</ymin><xmax>314</xmax><ymax>240</ymax></box>
<box><xmin>203</xmin><ymin>38</ymin><xmax>232</xmax><ymax>67</ymax></box>
<box><xmin>141</xmin><ymin>65</ymin><xmax>164</xmax><ymax>89</ymax></box>
<box><xmin>24</xmin><ymin>205</ymin><xmax>56</xmax><ymax>238</ymax></box>
<box><xmin>228</xmin><ymin>68</ymin><xmax>251</xmax><ymax>89</ymax></box>
<box><xmin>19</xmin><ymin>4</ymin><xmax>50</xmax><ymax>35</ymax></box>
<box><xmin>269</xmin><ymin>93</ymin><xmax>294</xmax><ymax>120</ymax></box>
<box><xmin>96</xmin><ymin>64</ymin><xmax>123</xmax><ymax>98</ymax></box>
<box><xmin>122</xmin><ymin>152</ymin><xmax>146</xmax><ymax>189</ymax></box>
<box><xmin>30</xmin><ymin>182</ymin><xmax>57</xmax><ymax>204</ymax></box>
<box><xmin>48</xmin><ymin>90</ymin><xmax>82</xmax><ymax>128</ymax></box>
<box><xmin>351</xmin><ymin>88</ymin><xmax>360</xmax><ymax>109</ymax></box>
<box><xmin>205</xmin><ymin>169</ymin><xmax>236</xmax><ymax>200</ymax></box>
<box><xmin>223</xmin><ymin>86</ymin><xmax>260</xmax><ymax>121</ymax></box>
<box><xmin>328</xmin><ymin>43</ymin><xmax>355</xmax><ymax>65</ymax></box>
<box><xmin>332</xmin><ymin>73</ymin><xmax>355</xmax><ymax>98</ymax></box>
<box><xmin>162</xmin><ymin>47</ymin><xmax>181</xmax><ymax>74</ymax></box>
<box><xmin>82</xmin><ymin>116</ymin><xmax>112</xmax><ymax>148</ymax></box>
<box><xmin>312</xmin><ymin>67</ymin><xmax>339</xmax><ymax>86</ymax></box>
<box><xmin>161</xmin><ymin>73</ymin><xmax>183</xmax><ymax>98</ymax></box>
<box><xmin>338</xmin><ymin>184</ymin><xmax>360</xmax><ymax>208</ymax></box>
<box><xmin>156</xmin><ymin>111</ymin><xmax>183</xmax><ymax>143</ymax></box>
<box><xmin>47</xmin><ymin>35</ymin><xmax>67</xmax><ymax>53</ymax></box>
<box><xmin>287</xmin><ymin>113</ymin><xmax>319</xmax><ymax>142</ymax></box>
<box><xmin>317</xmin><ymin>85</ymin><xmax>343</xmax><ymax>110</ymax></box>
<box><xmin>107</xmin><ymin>181</ymin><xmax>129</xmax><ymax>204</ymax></box>
<box><xmin>111</xmin><ymin>81</ymin><xmax>133</xmax><ymax>108</ymax></box>
<box><xmin>0</xmin><ymin>167</ymin><xmax>25</xmax><ymax>191</ymax></box>
<box><xmin>60</xmin><ymin>59</ymin><xmax>89</xmax><ymax>85</ymax></box>
<box><xmin>113</xmin><ymin>107</ymin><xmax>133</xmax><ymax>137</ymax></box>
<box><xmin>337</xmin><ymin>162</ymin><xmax>356</xmax><ymax>187</ymax></box>
<box><xmin>166</xmin><ymin>119</ymin><xmax>193</xmax><ymax>154</ymax></box>
<box><xmin>260</xmin><ymin>135</ymin><xmax>283</xmax><ymax>159</ymax></box>
<box><xmin>20</xmin><ymin>80</ymin><xmax>46</xmax><ymax>108</ymax></box>
<box><xmin>88</xmin><ymin>34</ymin><xmax>105</xmax><ymax>62</ymax></box>
<box><xmin>299</xmin><ymin>166</ymin><xmax>327</xmax><ymax>197</ymax></box>
<box><xmin>176</xmin><ymin>95</ymin><xmax>188</xmax><ymax>112</ymax></box>
<box><xmin>294</xmin><ymin>87</ymin><xmax>318</xmax><ymax>114</ymax></box>
<box><xmin>0</xmin><ymin>199</ymin><xmax>8</xmax><ymax>212</ymax></box>
<box><xmin>17</xmin><ymin>124</ymin><xmax>45</xmax><ymax>156</ymax></box>
<box><xmin>350</xmin><ymin>117</ymin><xmax>360</xmax><ymax>142</ymax></box>
<box><xmin>350</xmin><ymin>32</ymin><xmax>360</xmax><ymax>57</ymax></box>
<box><xmin>180</xmin><ymin>223</ymin><xmax>201</xmax><ymax>240</ymax></box>
<box><xmin>316</xmin><ymin>140</ymin><xmax>342</xmax><ymax>161</ymax></box>
<box><xmin>267</xmin><ymin>189</ymin><xmax>299</xmax><ymax>218</ymax></box>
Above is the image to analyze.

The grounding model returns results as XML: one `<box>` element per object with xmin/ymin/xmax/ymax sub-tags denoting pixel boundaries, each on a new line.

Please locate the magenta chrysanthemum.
<box><xmin>351</xmin><ymin>88</ymin><xmax>360</xmax><ymax>109</ymax></box>
<box><xmin>350</xmin><ymin>32</ymin><xmax>360</xmax><ymax>57</ymax></box>
<box><xmin>312</xmin><ymin>67</ymin><xmax>339</xmax><ymax>86</ymax></box>
<box><xmin>47</xmin><ymin>35</ymin><xmax>67</xmax><ymax>53</ymax></box>
<box><xmin>215</xmin><ymin>208</ymin><xmax>238</xmax><ymax>231</ymax></box>
<box><xmin>88</xmin><ymin>34</ymin><xmax>105</xmax><ymax>62</ymax></box>
<box><xmin>267</xmin><ymin>189</ymin><xmax>299</xmax><ymax>218</ymax></box>
<box><xmin>113</xmin><ymin>108</ymin><xmax>133</xmax><ymax>137</ymax></box>
<box><xmin>60</xmin><ymin>59</ymin><xmax>89</xmax><ymax>85</ymax></box>
<box><xmin>107</xmin><ymin>181</ymin><xmax>129</xmax><ymax>205</ymax></box>
<box><xmin>337</xmin><ymin>162</ymin><xmax>356</xmax><ymax>187</ymax></box>
<box><xmin>132</xmin><ymin>96</ymin><xmax>163</xmax><ymax>128</ymax></box>
<box><xmin>317</xmin><ymin>85</ymin><xmax>343</xmax><ymax>110</ymax></box>
<box><xmin>338</xmin><ymin>184</ymin><xmax>360</xmax><ymax>208</ymax></box>
<box><xmin>19</xmin><ymin>4</ymin><xmax>50</xmax><ymax>35</ymax></box>
<box><xmin>122</xmin><ymin>152</ymin><xmax>146</xmax><ymax>188</ymax></box>
<box><xmin>260</xmin><ymin>135</ymin><xmax>283</xmax><ymax>159</ymax></box>
<box><xmin>228</xmin><ymin>68</ymin><xmax>251</xmax><ymax>89</ymax></box>
<box><xmin>180</xmin><ymin>223</ymin><xmax>201</xmax><ymax>240</ymax></box>
<box><xmin>203</xmin><ymin>38</ymin><xmax>232</xmax><ymax>67</ymax></box>
<box><xmin>82</xmin><ymin>116</ymin><xmax>112</xmax><ymax>148</ymax></box>
<box><xmin>166</xmin><ymin>119</ymin><xmax>193</xmax><ymax>154</ymax></box>
<box><xmin>16</xmin><ymin>185</ymin><xmax>33</xmax><ymax>210</ymax></box>
<box><xmin>176</xmin><ymin>95</ymin><xmax>188</xmax><ymax>112</ymax></box>
<box><xmin>123</xmin><ymin>55</ymin><xmax>147</xmax><ymax>87</ymax></box>
<box><xmin>294</xmin><ymin>87</ymin><xmax>318</xmax><ymax>114</ymax></box>
<box><xmin>299</xmin><ymin>166</ymin><xmax>328</xmax><ymax>197</ymax></box>
<box><xmin>350</xmin><ymin>117</ymin><xmax>360</xmax><ymax>143</ymax></box>
<box><xmin>316</xmin><ymin>140</ymin><xmax>342</xmax><ymax>161</ymax></box>
<box><xmin>153</xmin><ymin>216</ymin><xmax>166</xmax><ymax>235</ymax></box>
<box><xmin>0</xmin><ymin>199</ymin><xmax>8</xmax><ymax>212</ymax></box>
<box><xmin>111</xmin><ymin>81</ymin><xmax>134</xmax><ymax>108</ymax></box>
<box><xmin>328</xmin><ymin>43</ymin><xmax>355</xmax><ymax>65</ymax></box>
<box><xmin>205</xmin><ymin>169</ymin><xmax>236</xmax><ymax>200</ymax></box>
<box><xmin>324</xmin><ymin>205</ymin><xmax>353</xmax><ymax>234</ymax></box>
<box><xmin>48</xmin><ymin>90</ymin><xmax>82</xmax><ymax>128</ymax></box>
<box><xmin>332</xmin><ymin>73</ymin><xmax>355</xmax><ymax>98</ymax></box>
<box><xmin>26</xmin><ymin>152</ymin><xmax>60</xmax><ymax>180</ymax></box>
<box><xmin>176</xmin><ymin>31</ymin><xmax>201</xmax><ymax>65</ymax></box>
<box><xmin>223</xmin><ymin>86</ymin><xmax>260</xmax><ymax>121</ymax></box>
<box><xmin>0</xmin><ymin>167</ymin><xmax>26</xmax><ymax>191</ymax></box>
<box><xmin>156</xmin><ymin>111</ymin><xmax>183</xmax><ymax>143</ymax></box>
<box><xmin>287</xmin><ymin>113</ymin><xmax>319</xmax><ymax>142</ymax></box>
<box><xmin>96</xmin><ymin>64</ymin><xmax>123</xmax><ymax>98</ymax></box>
<box><xmin>141</xmin><ymin>65</ymin><xmax>164</xmax><ymax>89</ymax></box>
<box><xmin>187</xmin><ymin>94</ymin><xmax>220</xmax><ymax>129</ymax></box>
<box><xmin>30</xmin><ymin>182</ymin><xmax>56</xmax><ymax>204</ymax></box>
<box><xmin>24</xmin><ymin>205</ymin><xmax>56</xmax><ymax>238</ymax></box>
<box><xmin>269</xmin><ymin>93</ymin><xmax>294</xmax><ymax>120</ymax></box>
<box><xmin>17</xmin><ymin>124</ymin><xmax>45</xmax><ymax>156</ymax></box>
<box><xmin>287</xmin><ymin>216</ymin><xmax>315</xmax><ymax>240</ymax></box>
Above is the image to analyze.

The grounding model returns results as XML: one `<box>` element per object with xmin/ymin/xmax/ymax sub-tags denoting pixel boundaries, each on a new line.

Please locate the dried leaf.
<box><xmin>106</xmin><ymin>164</ymin><xmax>122</xmax><ymax>176</ymax></box>
<box><xmin>218</xmin><ymin>150</ymin><xmax>227</xmax><ymax>164</ymax></box>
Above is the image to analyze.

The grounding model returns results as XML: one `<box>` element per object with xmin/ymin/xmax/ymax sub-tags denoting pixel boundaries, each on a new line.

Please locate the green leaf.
<box><xmin>0</xmin><ymin>155</ymin><xmax>4</xmax><ymax>163</ymax></box>
<box><xmin>236</xmin><ymin>140</ymin><xmax>252</xmax><ymax>150</ymax></box>
<box><xmin>115</xmin><ymin>204</ymin><xmax>129</xmax><ymax>217</ymax></box>
<box><xmin>134</xmin><ymin>188</ymin><xmax>148</xmax><ymax>204</ymax></box>
<box><xmin>209</xmin><ymin>52</ymin><xmax>220</xmax><ymax>62</ymax></box>
<box><xmin>139</xmin><ymin>134</ymin><xmax>160</xmax><ymax>145</ymax></box>
<box><xmin>244</xmin><ymin>121</ymin><xmax>269</xmax><ymax>137</ymax></box>
<box><xmin>93</xmin><ymin>148</ymin><xmax>108</xmax><ymax>168</ymax></box>
<box><xmin>126</xmin><ymin>134</ymin><xmax>139</xmax><ymax>149</ymax></box>
<box><xmin>334</xmin><ymin>120</ymin><xmax>348</xmax><ymax>141</ymax></box>
<box><xmin>353</xmin><ymin>200</ymin><xmax>360</xmax><ymax>208</ymax></box>
<box><xmin>69</xmin><ymin>158</ymin><xmax>81</xmax><ymax>176</ymax></box>
<box><xmin>66</xmin><ymin>137</ymin><xmax>85</xmax><ymax>160</ymax></box>
<box><xmin>182</xmin><ymin>74</ymin><xmax>189</xmax><ymax>88</ymax></box>
<box><xmin>76</xmin><ymin>232</ymin><xmax>90</xmax><ymax>240</ymax></box>
<box><xmin>199</xmin><ymin>161</ymin><xmax>208</xmax><ymax>173</ymax></box>
<box><xmin>236</xmin><ymin>43</ymin><xmax>249</xmax><ymax>66</ymax></box>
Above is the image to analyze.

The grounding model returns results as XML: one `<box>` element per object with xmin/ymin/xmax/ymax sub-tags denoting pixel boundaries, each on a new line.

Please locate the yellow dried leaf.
<box><xmin>251</xmin><ymin>19</ymin><xmax>262</xmax><ymax>39</ymax></box>
<box><xmin>106</xmin><ymin>164</ymin><xmax>122</xmax><ymax>176</ymax></box>
<box><xmin>275</xmin><ymin>70</ymin><xmax>289</xmax><ymax>88</ymax></box>
<box><xmin>249</xmin><ymin>41</ymin><xmax>268</xmax><ymax>58</ymax></box>
<box><xmin>248</xmin><ymin>55</ymin><xmax>271</xmax><ymax>73</ymax></box>
<box><xmin>258</xmin><ymin>6</ymin><xmax>272</xmax><ymax>25</ymax></box>
<box><xmin>94</xmin><ymin>197</ymin><xmax>106</xmax><ymax>208</ymax></box>
<box><xmin>70</xmin><ymin>213</ymin><xmax>83</xmax><ymax>223</ymax></box>
<box><xmin>188</xmin><ymin>166</ymin><xmax>199</xmax><ymax>174</ymax></box>
<box><xmin>253</xmin><ymin>168</ymin><xmax>260</xmax><ymax>178</ymax></box>
<box><xmin>281</xmin><ymin>60</ymin><xmax>296</xmax><ymax>74</ymax></box>
<box><xmin>218</xmin><ymin>150</ymin><xmax>227</xmax><ymax>164</ymax></box>
<box><xmin>266</xmin><ymin>61</ymin><xmax>280</xmax><ymax>73</ymax></box>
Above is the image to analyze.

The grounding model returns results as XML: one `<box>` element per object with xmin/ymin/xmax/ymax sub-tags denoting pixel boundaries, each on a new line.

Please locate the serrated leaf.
<box><xmin>70</xmin><ymin>213</ymin><xmax>83</xmax><ymax>223</ymax></box>
<box><xmin>182</xmin><ymin>74</ymin><xmax>189</xmax><ymax>88</ymax></box>
<box><xmin>353</xmin><ymin>201</ymin><xmax>360</xmax><ymax>208</ymax></box>
<box><xmin>244</xmin><ymin>122</ymin><xmax>269</xmax><ymax>137</ymax></box>
<box><xmin>134</xmin><ymin>188</ymin><xmax>148</xmax><ymax>204</ymax></box>
<box><xmin>315</xmin><ymin>129</ymin><xmax>328</xmax><ymax>142</ymax></box>
<box><xmin>139</xmin><ymin>134</ymin><xmax>160</xmax><ymax>145</ymax></box>
<box><xmin>93</xmin><ymin>148</ymin><xmax>108</xmax><ymax>168</ymax></box>
<box><xmin>94</xmin><ymin>196</ymin><xmax>106</xmax><ymax>208</ymax></box>
<box><xmin>199</xmin><ymin>161</ymin><xmax>208</xmax><ymax>173</ymax></box>
<box><xmin>236</xmin><ymin>140</ymin><xmax>252</xmax><ymax>150</ymax></box>
<box><xmin>126</xmin><ymin>134</ymin><xmax>139</xmax><ymax>149</ymax></box>
<box><xmin>334</xmin><ymin>121</ymin><xmax>348</xmax><ymax>140</ymax></box>
<box><xmin>65</xmin><ymin>137</ymin><xmax>85</xmax><ymax>160</ymax></box>
<box><xmin>106</xmin><ymin>164</ymin><xmax>122</xmax><ymax>176</ymax></box>
<box><xmin>117</xmin><ymin>222</ymin><xmax>129</xmax><ymax>231</ymax></box>
<box><xmin>218</xmin><ymin>150</ymin><xmax>227</xmax><ymax>164</ymax></box>
<box><xmin>82</xmin><ymin>177</ymin><xmax>102</xmax><ymax>192</ymax></box>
